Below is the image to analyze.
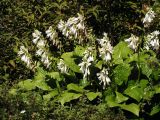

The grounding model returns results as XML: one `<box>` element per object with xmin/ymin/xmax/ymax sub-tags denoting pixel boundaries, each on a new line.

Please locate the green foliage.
<box><xmin>2</xmin><ymin>0</ymin><xmax>160</xmax><ymax>119</ymax></box>
<box><xmin>113</xmin><ymin>41</ymin><xmax>133</xmax><ymax>64</ymax></box>
<box><xmin>114</xmin><ymin>63</ymin><xmax>132</xmax><ymax>85</ymax></box>
<box><xmin>61</xmin><ymin>52</ymin><xmax>80</xmax><ymax>73</ymax></box>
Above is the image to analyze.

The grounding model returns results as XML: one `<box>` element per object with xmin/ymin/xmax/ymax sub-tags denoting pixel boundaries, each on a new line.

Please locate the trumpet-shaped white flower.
<box><xmin>57</xmin><ymin>13</ymin><xmax>86</xmax><ymax>43</ymax></box>
<box><xmin>97</xmin><ymin>33</ymin><xmax>113</xmax><ymax>62</ymax></box>
<box><xmin>32</xmin><ymin>30</ymin><xmax>42</xmax><ymax>44</ymax></box>
<box><xmin>41</xmin><ymin>52</ymin><xmax>51</xmax><ymax>68</ymax></box>
<box><xmin>97</xmin><ymin>68</ymin><xmax>111</xmax><ymax>89</ymax></box>
<box><xmin>83</xmin><ymin>47</ymin><xmax>94</xmax><ymax>62</ymax></box>
<box><xmin>143</xmin><ymin>8</ymin><xmax>156</xmax><ymax>27</ymax></box>
<box><xmin>97</xmin><ymin>33</ymin><xmax>109</xmax><ymax>46</ymax></box>
<box><xmin>78</xmin><ymin>47</ymin><xmax>94</xmax><ymax>78</ymax></box>
<box><xmin>18</xmin><ymin>46</ymin><xmax>28</xmax><ymax>56</ymax></box>
<box><xmin>144</xmin><ymin>30</ymin><xmax>160</xmax><ymax>50</ymax></box>
<box><xmin>57</xmin><ymin>59</ymin><xmax>68</xmax><ymax>74</ymax></box>
<box><xmin>46</xmin><ymin>26</ymin><xmax>59</xmax><ymax>47</ymax></box>
<box><xmin>78</xmin><ymin>60</ymin><xmax>91</xmax><ymax>78</ymax></box>
<box><xmin>18</xmin><ymin>46</ymin><xmax>35</xmax><ymax>69</ymax></box>
<box><xmin>125</xmin><ymin>34</ymin><xmax>139</xmax><ymax>51</ymax></box>
<box><xmin>58</xmin><ymin>20</ymin><xmax>65</xmax><ymax>31</ymax></box>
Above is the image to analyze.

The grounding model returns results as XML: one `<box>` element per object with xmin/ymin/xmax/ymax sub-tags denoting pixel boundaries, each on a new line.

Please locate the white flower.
<box><xmin>143</xmin><ymin>8</ymin><xmax>155</xmax><ymax>27</ymax></box>
<box><xmin>57</xmin><ymin>59</ymin><xmax>68</xmax><ymax>73</ymax></box>
<box><xmin>125</xmin><ymin>34</ymin><xmax>139</xmax><ymax>51</ymax></box>
<box><xmin>57</xmin><ymin>13</ymin><xmax>86</xmax><ymax>43</ymax></box>
<box><xmin>77</xmin><ymin>23</ymin><xmax>85</xmax><ymax>30</ymax></box>
<box><xmin>97</xmin><ymin>33</ymin><xmax>109</xmax><ymax>46</ymax></box>
<box><xmin>58</xmin><ymin>20</ymin><xmax>65</xmax><ymax>31</ymax></box>
<box><xmin>20</xmin><ymin>110</ymin><xmax>26</xmax><ymax>114</ymax></box>
<box><xmin>32</xmin><ymin>30</ymin><xmax>42</xmax><ymax>44</ymax></box>
<box><xmin>144</xmin><ymin>30</ymin><xmax>160</xmax><ymax>50</ymax></box>
<box><xmin>78</xmin><ymin>60</ymin><xmax>91</xmax><ymax>78</ymax></box>
<box><xmin>78</xmin><ymin>47</ymin><xmax>94</xmax><ymax>78</ymax></box>
<box><xmin>18</xmin><ymin>45</ymin><xmax>35</xmax><ymax>69</ymax></box>
<box><xmin>41</xmin><ymin>52</ymin><xmax>51</xmax><ymax>68</ymax></box>
<box><xmin>83</xmin><ymin>47</ymin><xmax>94</xmax><ymax>62</ymax></box>
<box><xmin>18</xmin><ymin>46</ymin><xmax>28</xmax><ymax>55</ymax></box>
<box><xmin>150</xmin><ymin>39</ymin><xmax>159</xmax><ymax>50</ymax></box>
<box><xmin>36</xmin><ymin>49</ymin><xmax>44</xmax><ymax>56</ymax></box>
<box><xmin>97</xmin><ymin>68</ymin><xmax>111</xmax><ymax>89</ymax></box>
<box><xmin>46</xmin><ymin>26</ymin><xmax>59</xmax><ymax>45</ymax></box>
<box><xmin>97</xmin><ymin>33</ymin><xmax>113</xmax><ymax>62</ymax></box>
<box><xmin>36</xmin><ymin>39</ymin><xmax>46</xmax><ymax>47</ymax></box>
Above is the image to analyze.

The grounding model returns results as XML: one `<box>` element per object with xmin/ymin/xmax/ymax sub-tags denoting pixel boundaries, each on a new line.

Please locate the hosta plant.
<box><xmin>10</xmin><ymin>1</ymin><xmax>160</xmax><ymax>118</ymax></box>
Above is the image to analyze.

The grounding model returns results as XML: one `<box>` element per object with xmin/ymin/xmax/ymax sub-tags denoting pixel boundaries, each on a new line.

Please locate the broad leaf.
<box><xmin>114</xmin><ymin>63</ymin><xmax>132</xmax><ymax>85</ymax></box>
<box><xmin>120</xmin><ymin>103</ymin><xmax>140</xmax><ymax>116</ymax></box>
<box><xmin>47</xmin><ymin>72</ymin><xmax>63</xmax><ymax>81</ymax></box>
<box><xmin>139</xmin><ymin>79</ymin><xmax>149</xmax><ymax>89</ymax></box>
<box><xmin>18</xmin><ymin>79</ymin><xmax>35</xmax><ymax>90</ymax></box>
<box><xmin>113</xmin><ymin>41</ymin><xmax>133</xmax><ymax>64</ymax></box>
<box><xmin>43</xmin><ymin>89</ymin><xmax>59</xmax><ymax>101</ymax></box>
<box><xmin>124</xmin><ymin>85</ymin><xmax>143</xmax><ymax>102</ymax></box>
<box><xmin>35</xmin><ymin>79</ymin><xmax>52</xmax><ymax>91</ymax></box>
<box><xmin>67</xmin><ymin>83</ymin><xmax>84</xmax><ymax>93</ymax></box>
<box><xmin>141</xmin><ymin>63</ymin><xmax>152</xmax><ymax>78</ymax></box>
<box><xmin>105</xmin><ymin>95</ymin><xmax>119</xmax><ymax>107</ymax></box>
<box><xmin>86</xmin><ymin>92</ymin><xmax>102</xmax><ymax>101</ymax></box>
<box><xmin>59</xmin><ymin>91</ymin><xmax>82</xmax><ymax>105</ymax></box>
<box><xmin>61</xmin><ymin>52</ymin><xmax>80</xmax><ymax>73</ymax></box>
<box><xmin>115</xmin><ymin>91</ymin><xmax>128</xmax><ymax>103</ymax></box>
<box><xmin>150</xmin><ymin>104</ymin><xmax>160</xmax><ymax>116</ymax></box>
<box><xmin>74</xmin><ymin>45</ymin><xmax>85</xmax><ymax>57</ymax></box>
<box><xmin>154</xmin><ymin>85</ymin><xmax>160</xmax><ymax>94</ymax></box>
<box><xmin>95</xmin><ymin>60</ymin><xmax>103</xmax><ymax>69</ymax></box>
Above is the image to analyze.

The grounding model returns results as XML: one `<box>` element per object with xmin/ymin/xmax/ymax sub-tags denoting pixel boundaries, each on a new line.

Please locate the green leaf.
<box><xmin>150</xmin><ymin>104</ymin><xmax>160</xmax><ymax>116</ymax></box>
<box><xmin>9</xmin><ymin>88</ymin><xmax>17</xmax><ymax>95</ymax></box>
<box><xmin>61</xmin><ymin>52</ymin><xmax>80</xmax><ymax>73</ymax></box>
<box><xmin>43</xmin><ymin>89</ymin><xmax>59</xmax><ymax>101</ymax></box>
<box><xmin>47</xmin><ymin>72</ymin><xmax>63</xmax><ymax>81</ymax></box>
<box><xmin>154</xmin><ymin>85</ymin><xmax>160</xmax><ymax>94</ymax></box>
<box><xmin>105</xmin><ymin>95</ymin><xmax>119</xmax><ymax>107</ymax></box>
<box><xmin>124</xmin><ymin>85</ymin><xmax>143</xmax><ymax>102</ymax></box>
<box><xmin>113</xmin><ymin>41</ymin><xmax>133</xmax><ymax>64</ymax></box>
<box><xmin>114</xmin><ymin>63</ymin><xmax>132</xmax><ymax>85</ymax></box>
<box><xmin>115</xmin><ymin>91</ymin><xmax>128</xmax><ymax>103</ymax></box>
<box><xmin>139</xmin><ymin>79</ymin><xmax>149</xmax><ymax>89</ymax></box>
<box><xmin>9</xmin><ymin>60</ymin><xmax>16</xmax><ymax>68</ymax></box>
<box><xmin>35</xmin><ymin>80</ymin><xmax>52</xmax><ymax>91</ymax></box>
<box><xmin>67</xmin><ymin>83</ymin><xmax>84</xmax><ymax>93</ymax></box>
<box><xmin>95</xmin><ymin>60</ymin><xmax>103</xmax><ymax>69</ymax></box>
<box><xmin>18</xmin><ymin>79</ymin><xmax>35</xmax><ymax>90</ymax></box>
<box><xmin>86</xmin><ymin>92</ymin><xmax>102</xmax><ymax>101</ymax></box>
<box><xmin>125</xmin><ymin>53</ymin><xmax>138</xmax><ymax>63</ymax></box>
<box><xmin>74</xmin><ymin>45</ymin><xmax>85</xmax><ymax>57</ymax></box>
<box><xmin>120</xmin><ymin>103</ymin><xmax>140</xmax><ymax>116</ymax></box>
<box><xmin>141</xmin><ymin>63</ymin><xmax>152</xmax><ymax>78</ymax></box>
<box><xmin>59</xmin><ymin>91</ymin><xmax>82</xmax><ymax>105</ymax></box>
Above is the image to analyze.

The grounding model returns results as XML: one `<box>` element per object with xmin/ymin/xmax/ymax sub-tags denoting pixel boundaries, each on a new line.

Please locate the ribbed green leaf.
<box><xmin>124</xmin><ymin>85</ymin><xmax>143</xmax><ymax>102</ymax></box>
<box><xmin>120</xmin><ymin>103</ymin><xmax>140</xmax><ymax>116</ymax></box>
<box><xmin>43</xmin><ymin>89</ymin><xmax>59</xmax><ymax>101</ymax></box>
<box><xmin>115</xmin><ymin>91</ymin><xmax>128</xmax><ymax>103</ymax></box>
<box><xmin>61</xmin><ymin>52</ymin><xmax>80</xmax><ymax>73</ymax></box>
<box><xmin>67</xmin><ymin>83</ymin><xmax>84</xmax><ymax>93</ymax></box>
<box><xmin>59</xmin><ymin>91</ymin><xmax>82</xmax><ymax>105</ymax></box>
<box><xmin>86</xmin><ymin>92</ymin><xmax>101</xmax><ymax>101</ymax></box>
<box><xmin>114</xmin><ymin>63</ymin><xmax>132</xmax><ymax>85</ymax></box>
